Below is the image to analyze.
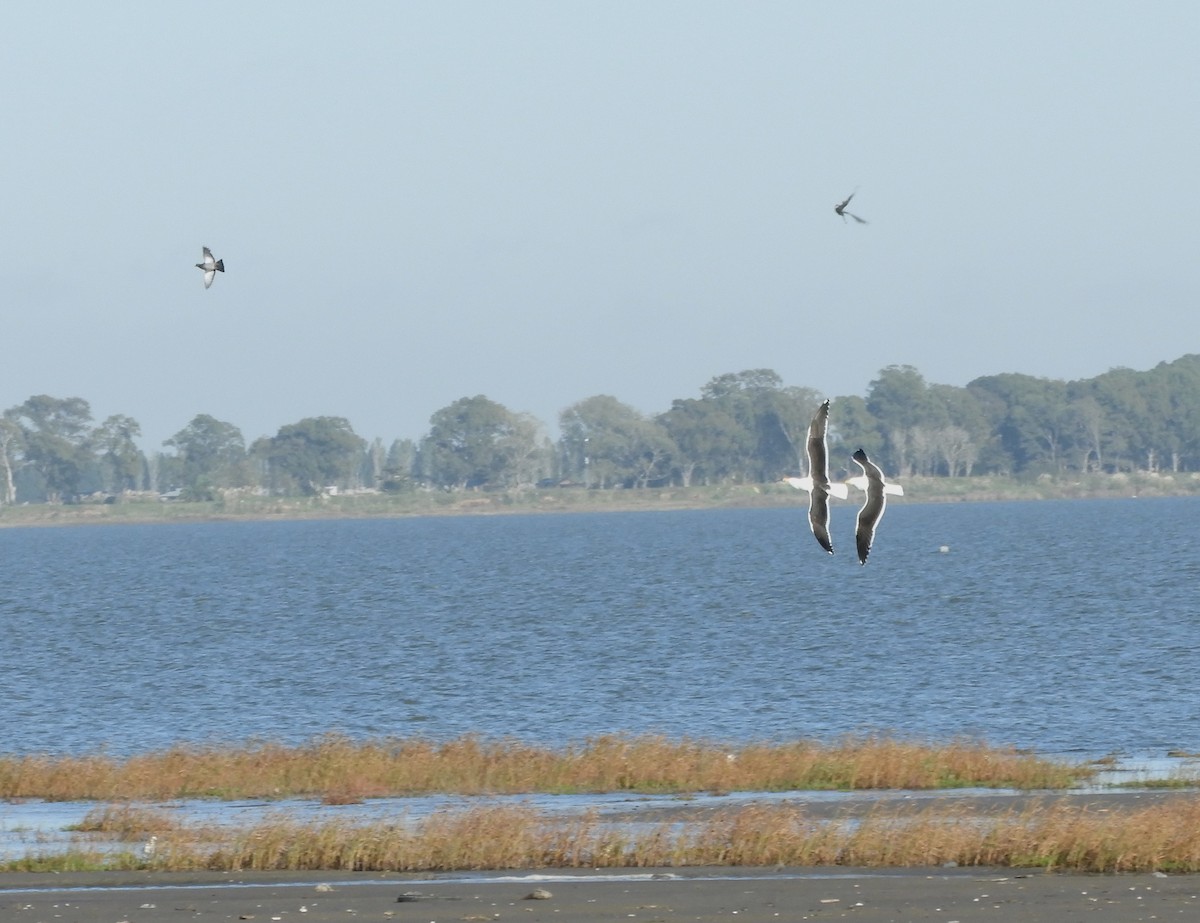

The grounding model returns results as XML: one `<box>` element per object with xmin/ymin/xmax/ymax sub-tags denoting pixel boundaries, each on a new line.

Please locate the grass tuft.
<box><xmin>0</xmin><ymin>733</ymin><xmax>1090</xmax><ymax>802</ymax></box>
<box><xmin>10</xmin><ymin>799</ymin><xmax>1200</xmax><ymax>874</ymax></box>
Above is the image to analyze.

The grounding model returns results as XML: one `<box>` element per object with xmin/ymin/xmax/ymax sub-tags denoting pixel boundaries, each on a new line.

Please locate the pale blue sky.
<box><xmin>3</xmin><ymin>2</ymin><xmax>1197</xmax><ymax>450</ymax></box>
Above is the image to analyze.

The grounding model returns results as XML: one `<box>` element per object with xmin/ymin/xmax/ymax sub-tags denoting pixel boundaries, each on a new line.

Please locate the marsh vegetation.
<box><xmin>10</xmin><ymin>735</ymin><xmax>1198</xmax><ymax>874</ymax></box>
<box><xmin>0</xmin><ymin>734</ymin><xmax>1089</xmax><ymax>801</ymax></box>
<box><xmin>7</xmin><ymin>734</ymin><xmax>1190</xmax><ymax>873</ymax></box>
<box><xmin>10</xmin><ymin>797</ymin><xmax>1200</xmax><ymax>875</ymax></box>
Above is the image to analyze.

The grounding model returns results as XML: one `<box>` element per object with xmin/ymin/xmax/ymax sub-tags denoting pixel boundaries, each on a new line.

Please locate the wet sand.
<box><xmin>2</xmin><ymin>867</ymin><xmax>1197</xmax><ymax>923</ymax></box>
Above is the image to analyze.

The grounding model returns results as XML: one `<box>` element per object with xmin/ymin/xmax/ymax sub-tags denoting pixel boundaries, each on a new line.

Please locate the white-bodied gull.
<box><xmin>783</xmin><ymin>400</ymin><xmax>849</xmax><ymax>554</ymax></box>
<box><xmin>195</xmin><ymin>246</ymin><xmax>225</xmax><ymax>288</ymax></box>
<box><xmin>847</xmin><ymin>448</ymin><xmax>903</xmax><ymax>565</ymax></box>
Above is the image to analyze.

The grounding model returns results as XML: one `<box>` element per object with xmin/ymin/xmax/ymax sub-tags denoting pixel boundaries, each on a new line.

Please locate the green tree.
<box><xmin>560</xmin><ymin>395</ymin><xmax>675</xmax><ymax>488</ymax></box>
<box><xmin>928</xmin><ymin>384</ymin><xmax>991</xmax><ymax>475</ymax></box>
<box><xmin>767</xmin><ymin>386</ymin><xmax>825</xmax><ymax>475</ymax></box>
<box><xmin>1085</xmin><ymin>366</ymin><xmax>1157</xmax><ymax>472</ymax></box>
<box><xmin>423</xmin><ymin>396</ymin><xmax>541</xmax><ymax>489</ymax></box>
<box><xmin>382</xmin><ymin>438</ymin><xmax>417</xmax><ymax>490</ymax></box>
<box><xmin>1143</xmin><ymin>354</ymin><xmax>1200</xmax><ymax>470</ymax></box>
<box><xmin>6</xmin><ymin>395</ymin><xmax>95</xmax><ymax>501</ymax></box>
<box><xmin>267</xmin><ymin>417</ymin><xmax>365</xmax><ymax>495</ymax></box>
<box><xmin>362</xmin><ymin>437</ymin><xmax>386</xmax><ymax>488</ymax></box>
<box><xmin>658</xmin><ymin>398</ymin><xmax>750</xmax><ymax>485</ymax></box>
<box><xmin>498</xmin><ymin>413</ymin><xmax>552</xmax><ymax>488</ymax></box>
<box><xmin>826</xmin><ymin>394</ymin><xmax>884</xmax><ymax>471</ymax></box>
<box><xmin>164</xmin><ymin>415</ymin><xmax>250</xmax><ymax>494</ymax></box>
<box><xmin>94</xmin><ymin>414</ymin><xmax>145</xmax><ymax>493</ymax></box>
<box><xmin>968</xmin><ymin>373</ymin><xmax>1072</xmax><ymax>474</ymax></box>
<box><xmin>699</xmin><ymin>369</ymin><xmax>793</xmax><ymax>481</ymax></box>
<box><xmin>1066</xmin><ymin>392</ymin><xmax>1117</xmax><ymax>473</ymax></box>
<box><xmin>866</xmin><ymin>366</ymin><xmax>939</xmax><ymax>475</ymax></box>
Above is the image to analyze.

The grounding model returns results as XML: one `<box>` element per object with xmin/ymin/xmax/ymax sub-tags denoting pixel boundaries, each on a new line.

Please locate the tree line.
<box><xmin>4</xmin><ymin>354</ymin><xmax>1200</xmax><ymax>504</ymax></box>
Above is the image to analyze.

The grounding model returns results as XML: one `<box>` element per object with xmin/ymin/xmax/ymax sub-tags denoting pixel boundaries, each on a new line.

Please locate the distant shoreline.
<box><xmin>2</xmin><ymin>472</ymin><xmax>1198</xmax><ymax>529</ymax></box>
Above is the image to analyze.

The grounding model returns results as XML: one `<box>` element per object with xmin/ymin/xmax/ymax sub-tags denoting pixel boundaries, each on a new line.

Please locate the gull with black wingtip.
<box><xmin>783</xmin><ymin>400</ymin><xmax>849</xmax><ymax>554</ymax></box>
<box><xmin>847</xmin><ymin>447</ymin><xmax>903</xmax><ymax>565</ymax></box>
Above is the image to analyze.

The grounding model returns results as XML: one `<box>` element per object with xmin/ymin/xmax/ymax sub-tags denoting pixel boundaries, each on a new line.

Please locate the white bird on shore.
<box><xmin>847</xmin><ymin>448</ymin><xmax>903</xmax><ymax>565</ymax></box>
<box><xmin>195</xmin><ymin>246</ymin><xmax>225</xmax><ymax>288</ymax></box>
<box><xmin>783</xmin><ymin>400</ymin><xmax>849</xmax><ymax>555</ymax></box>
<box><xmin>141</xmin><ymin>835</ymin><xmax>158</xmax><ymax>862</ymax></box>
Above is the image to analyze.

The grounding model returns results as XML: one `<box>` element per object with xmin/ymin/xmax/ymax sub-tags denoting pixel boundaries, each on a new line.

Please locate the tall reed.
<box><xmin>0</xmin><ymin>733</ymin><xmax>1089</xmax><ymax>801</ymax></box>
<box><xmin>12</xmin><ymin>799</ymin><xmax>1200</xmax><ymax>874</ymax></box>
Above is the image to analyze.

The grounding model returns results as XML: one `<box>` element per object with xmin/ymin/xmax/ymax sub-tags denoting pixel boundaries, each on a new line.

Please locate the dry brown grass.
<box><xmin>68</xmin><ymin>804</ymin><xmax>185</xmax><ymax>837</ymax></box>
<box><xmin>12</xmin><ymin>798</ymin><xmax>1200</xmax><ymax>874</ymax></box>
<box><xmin>0</xmin><ymin>733</ymin><xmax>1088</xmax><ymax>801</ymax></box>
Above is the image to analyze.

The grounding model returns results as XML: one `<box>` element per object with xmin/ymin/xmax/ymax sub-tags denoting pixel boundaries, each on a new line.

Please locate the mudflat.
<box><xmin>2</xmin><ymin>867</ymin><xmax>1196</xmax><ymax>923</ymax></box>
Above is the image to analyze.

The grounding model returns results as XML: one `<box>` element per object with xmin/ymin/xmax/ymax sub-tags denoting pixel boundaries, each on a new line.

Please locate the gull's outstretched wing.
<box><xmin>851</xmin><ymin>448</ymin><xmax>891</xmax><ymax>565</ymax></box>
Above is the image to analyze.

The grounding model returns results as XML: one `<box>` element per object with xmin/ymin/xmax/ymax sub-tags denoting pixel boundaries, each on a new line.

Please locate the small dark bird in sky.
<box><xmin>196</xmin><ymin>247</ymin><xmax>225</xmax><ymax>288</ymax></box>
<box><xmin>834</xmin><ymin>191</ymin><xmax>868</xmax><ymax>224</ymax></box>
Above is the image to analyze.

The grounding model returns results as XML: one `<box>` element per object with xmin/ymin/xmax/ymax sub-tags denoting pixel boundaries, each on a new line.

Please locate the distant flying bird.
<box><xmin>783</xmin><ymin>400</ymin><xmax>849</xmax><ymax>554</ymax></box>
<box><xmin>196</xmin><ymin>246</ymin><xmax>225</xmax><ymax>288</ymax></box>
<box><xmin>834</xmin><ymin>191</ymin><xmax>868</xmax><ymax>224</ymax></box>
<box><xmin>847</xmin><ymin>448</ymin><xmax>903</xmax><ymax>565</ymax></box>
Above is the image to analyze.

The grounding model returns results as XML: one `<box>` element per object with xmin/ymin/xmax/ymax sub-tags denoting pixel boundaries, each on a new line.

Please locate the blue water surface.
<box><xmin>2</xmin><ymin>497</ymin><xmax>1197</xmax><ymax>757</ymax></box>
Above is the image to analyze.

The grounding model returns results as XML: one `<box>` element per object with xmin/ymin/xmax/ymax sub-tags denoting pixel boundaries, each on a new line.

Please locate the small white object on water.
<box><xmin>939</xmin><ymin>545</ymin><xmax>950</xmax><ymax>554</ymax></box>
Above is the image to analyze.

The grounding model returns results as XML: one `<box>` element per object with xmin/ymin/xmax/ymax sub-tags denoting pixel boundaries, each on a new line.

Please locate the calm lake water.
<box><xmin>2</xmin><ymin>497</ymin><xmax>1198</xmax><ymax>759</ymax></box>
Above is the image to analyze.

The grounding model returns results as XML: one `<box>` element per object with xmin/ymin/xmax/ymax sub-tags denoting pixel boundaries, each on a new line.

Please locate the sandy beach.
<box><xmin>3</xmin><ymin>866</ymin><xmax>1197</xmax><ymax>923</ymax></box>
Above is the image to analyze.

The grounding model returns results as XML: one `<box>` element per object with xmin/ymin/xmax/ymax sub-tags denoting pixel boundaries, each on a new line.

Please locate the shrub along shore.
<box><xmin>2</xmin><ymin>471</ymin><xmax>1198</xmax><ymax>528</ymax></box>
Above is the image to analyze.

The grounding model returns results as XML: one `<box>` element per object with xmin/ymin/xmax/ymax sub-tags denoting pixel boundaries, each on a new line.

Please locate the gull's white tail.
<box><xmin>784</xmin><ymin>476</ymin><xmax>849</xmax><ymax>499</ymax></box>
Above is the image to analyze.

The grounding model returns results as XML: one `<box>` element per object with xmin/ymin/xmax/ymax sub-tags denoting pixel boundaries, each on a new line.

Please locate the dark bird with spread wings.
<box><xmin>834</xmin><ymin>191</ymin><xmax>868</xmax><ymax>224</ymax></box>
<box><xmin>782</xmin><ymin>400</ymin><xmax>849</xmax><ymax>554</ymax></box>
<box><xmin>848</xmin><ymin>448</ymin><xmax>904</xmax><ymax>565</ymax></box>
